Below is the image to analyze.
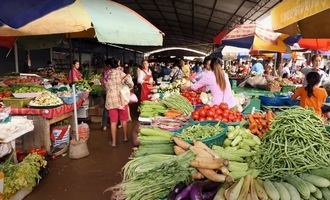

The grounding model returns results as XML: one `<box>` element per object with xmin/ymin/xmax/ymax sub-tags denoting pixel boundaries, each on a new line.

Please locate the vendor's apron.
<box><xmin>140</xmin><ymin>71</ymin><xmax>152</xmax><ymax>101</ymax></box>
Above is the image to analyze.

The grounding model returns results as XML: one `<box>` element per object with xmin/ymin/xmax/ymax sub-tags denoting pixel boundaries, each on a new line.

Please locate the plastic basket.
<box><xmin>173</xmin><ymin>121</ymin><xmax>228</xmax><ymax>147</ymax></box>
<box><xmin>60</xmin><ymin>95</ymin><xmax>79</xmax><ymax>104</ymax></box>
<box><xmin>281</xmin><ymin>85</ymin><xmax>297</xmax><ymax>93</ymax></box>
<box><xmin>2</xmin><ymin>98</ymin><xmax>32</xmax><ymax>108</ymax></box>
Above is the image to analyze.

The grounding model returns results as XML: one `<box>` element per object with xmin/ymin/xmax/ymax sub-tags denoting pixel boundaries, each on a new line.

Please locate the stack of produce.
<box><xmin>177</xmin><ymin>122</ymin><xmax>224</xmax><ymax>142</ymax></box>
<box><xmin>168</xmin><ymin>180</ymin><xmax>220</xmax><ymax>200</ymax></box>
<box><xmin>110</xmin><ymin>139</ymin><xmax>231</xmax><ymax>200</ymax></box>
<box><xmin>3</xmin><ymin>76</ymin><xmax>42</xmax><ymax>85</ymax></box>
<box><xmin>213</xmin><ymin>176</ymin><xmax>266</xmax><ymax>200</ymax></box>
<box><xmin>11</xmin><ymin>85</ymin><xmax>45</xmax><ymax>93</ymax></box>
<box><xmin>0</xmin><ymin>153</ymin><xmax>47</xmax><ymax>200</ymax></box>
<box><xmin>139</xmin><ymin>101</ymin><xmax>167</xmax><ymax>117</ymax></box>
<box><xmin>212</xmin><ymin>126</ymin><xmax>261</xmax><ymax>180</ymax></box>
<box><xmin>75</xmin><ymin>79</ymin><xmax>92</xmax><ymax>91</ymax></box>
<box><xmin>247</xmin><ymin>111</ymin><xmax>274</xmax><ymax>138</ymax></box>
<box><xmin>256</xmin><ymin>107</ymin><xmax>330</xmax><ymax>180</ymax></box>
<box><xmin>152</xmin><ymin>116</ymin><xmax>189</xmax><ymax>131</ymax></box>
<box><xmin>162</xmin><ymin>94</ymin><xmax>193</xmax><ymax>115</ymax></box>
<box><xmin>29</xmin><ymin>92</ymin><xmax>63</xmax><ymax>107</ymax></box>
<box><xmin>261</xmin><ymin>171</ymin><xmax>330</xmax><ymax>200</ymax></box>
<box><xmin>172</xmin><ymin>138</ymin><xmax>231</xmax><ymax>183</ymax></box>
<box><xmin>163</xmin><ymin>108</ymin><xmax>183</xmax><ymax>118</ymax></box>
<box><xmin>191</xmin><ymin>103</ymin><xmax>245</xmax><ymax>123</ymax></box>
<box><xmin>133</xmin><ymin>128</ymin><xmax>174</xmax><ymax>157</ymax></box>
<box><xmin>181</xmin><ymin>91</ymin><xmax>202</xmax><ymax>105</ymax></box>
<box><xmin>0</xmin><ymin>86</ymin><xmax>11</xmax><ymax>100</ymax></box>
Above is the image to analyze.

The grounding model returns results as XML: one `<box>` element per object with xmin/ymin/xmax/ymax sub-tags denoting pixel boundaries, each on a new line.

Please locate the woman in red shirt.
<box><xmin>68</xmin><ymin>60</ymin><xmax>83</xmax><ymax>83</ymax></box>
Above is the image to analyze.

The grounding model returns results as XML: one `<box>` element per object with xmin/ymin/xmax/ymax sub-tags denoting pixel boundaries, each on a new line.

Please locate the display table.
<box><xmin>0</xmin><ymin>117</ymin><xmax>34</xmax><ymax>162</ymax></box>
<box><xmin>9</xmin><ymin>95</ymin><xmax>88</xmax><ymax>153</ymax></box>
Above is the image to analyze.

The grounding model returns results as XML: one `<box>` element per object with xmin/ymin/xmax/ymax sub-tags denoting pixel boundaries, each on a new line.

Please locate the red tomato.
<box><xmin>204</xmin><ymin>105</ymin><xmax>210</xmax><ymax>110</ymax></box>
<box><xmin>199</xmin><ymin>118</ymin><xmax>206</xmax><ymax>121</ymax></box>
<box><xmin>192</xmin><ymin>113</ymin><xmax>199</xmax><ymax>120</ymax></box>
<box><xmin>219</xmin><ymin>103</ymin><xmax>229</xmax><ymax>110</ymax></box>
<box><xmin>208</xmin><ymin>111</ymin><xmax>215</xmax><ymax>118</ymax></box>
<box><xmin>222</xmin><ymin>118</ymin><xmax>229</xmax><ymax>123</ymax></box>
<box><xmin>206</xmin><ymin>117</ymin><xmax>213</xmax><ymax>121</ymax></box>
<box><xmin>215</xmin><ymin>109</ymin><xmax>222</xmax><ymax>116</ymax></box>
<box><xmin>199</xmin><ymin>110</ymin><xmax>206</xmax><ymax>118</ymax></box>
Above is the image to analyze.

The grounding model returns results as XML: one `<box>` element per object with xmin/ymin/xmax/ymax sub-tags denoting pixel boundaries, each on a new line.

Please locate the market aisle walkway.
<box><xmin>25</xmin><ymin>122</ymin><xmax>136</xmax><ymax>200</ymax></box>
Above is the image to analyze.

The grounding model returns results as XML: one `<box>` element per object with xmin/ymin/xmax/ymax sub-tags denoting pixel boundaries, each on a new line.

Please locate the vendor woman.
<box><xmin>182</xmin><ymin>58</ymin><xmax>236</xmax><ymax>108</ymax></box>
<box><xmin>137</xmin><ymin>59</ymin><xmax>153</xmax><ymax>101</ymax></box>
<box><xmin>68</xmin><ymin>60</ymin><xmax>82</xmax><ymax>83</ymax></box>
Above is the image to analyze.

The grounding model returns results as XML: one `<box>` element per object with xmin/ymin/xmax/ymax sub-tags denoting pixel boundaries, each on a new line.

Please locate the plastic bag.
<box><xmin>78</xmin><ymin>122</ymin><xmax>89</xmax><ymax>141</ymax></box>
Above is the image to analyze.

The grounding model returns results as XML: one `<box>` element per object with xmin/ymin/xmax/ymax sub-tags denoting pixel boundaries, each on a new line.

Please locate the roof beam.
<box><xmin>171</xmin><ymin>0</ymin><xmax>185</xmax><ymax>40</ymax></box>
<box><xmin>221</xmin><ymin>0</ymin><xmax>247</xmax><ymax>30</ymax></box>
<box><xmin>200</xmin><ymin>0</ymin><xmax>217</xmax><ymax>41</ymax></box>
<box><xmin>192</xmin><ymin>0</ymin><xmax>195</xmax><ymax>35</ymax></box>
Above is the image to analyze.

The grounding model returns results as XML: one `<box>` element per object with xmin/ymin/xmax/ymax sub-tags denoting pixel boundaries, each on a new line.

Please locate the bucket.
<box><xmin>69</xmin><ymin>140</ymin><xmax>89</xmax><ymax>159</ymax></box>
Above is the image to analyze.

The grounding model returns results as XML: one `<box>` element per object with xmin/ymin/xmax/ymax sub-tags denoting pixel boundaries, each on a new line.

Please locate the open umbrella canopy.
<box><xmin>0</xmin><ymin>0</ymin><xmax>75</xmax><ymax>29</ymax></box>
<box><xmin>221</xmin><ymin>24</ymin><xmax>291</xmax><ymax>53</ymax></box>
<box><xmin>298</xmin><ymin>38</ymin><xmax>330</xmax><ymax>51</ymax></box>
<box><xmin>0</xmin><ymin>0</ymin><xmax>163</xmax><ymax>46</ymax></box>
<box><xmin>271</xmin><ymin>0</ymin><xmax>330</xmax><ymax>38</ymax></box>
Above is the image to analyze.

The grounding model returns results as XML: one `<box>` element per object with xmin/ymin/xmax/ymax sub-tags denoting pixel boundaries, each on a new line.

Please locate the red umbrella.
<box><xmin>298</xmin><ymin>38</ymin><xmax>330</xmax><ymax>51</ymax></box>
<box><xmin>213</xmin><ymin>30</ymin><xmax>229</xmax><ymax>44</ymax></box>
<box><xmin>0</xmin><ymin>36</ymin><xmax>15</xmax><ymax>48</ymax></box>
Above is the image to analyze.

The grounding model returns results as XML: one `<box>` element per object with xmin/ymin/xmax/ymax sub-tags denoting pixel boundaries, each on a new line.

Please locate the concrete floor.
<box><xmin>25</xmin><ymin>122</ymin><xmax>136</xmax><ymax>200</ymax></box>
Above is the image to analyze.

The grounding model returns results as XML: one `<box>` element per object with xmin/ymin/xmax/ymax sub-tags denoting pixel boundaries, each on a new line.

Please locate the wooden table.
<box><xmin>23</xmin><ymin>112</ymin><xmax>76</xmax><ymax>153</ymax></box>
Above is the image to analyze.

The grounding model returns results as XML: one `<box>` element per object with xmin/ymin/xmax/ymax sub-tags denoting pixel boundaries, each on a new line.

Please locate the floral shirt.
<box><xmin>104</xmin><ymin>68</ymin><xmax>134</xmax><ymax>109</ymax></box>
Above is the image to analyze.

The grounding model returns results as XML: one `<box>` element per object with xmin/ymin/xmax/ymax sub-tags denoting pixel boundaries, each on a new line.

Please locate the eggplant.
<box><xmin>200</xmin><ymin>180</ymin><xmax>220</xmax><ymax>192</ymax></box>
<box><xmin>201</xmin><ymin>191</ymin><xmax>217</xmax><ymax>200</ymax></box>
<box><xmin>174</xmin><ymin>183</ymin><xmax>194</xmax><ymax>200</ymax></box>
<box><xmin>168</xmin><ymin>183</ymin><xmax>187</xmax><ymax>200</ymax></box>
<box><xmin>190</xmin><ymin>182</ymin><xmax>203</xmax><ymax>200</ymax></box>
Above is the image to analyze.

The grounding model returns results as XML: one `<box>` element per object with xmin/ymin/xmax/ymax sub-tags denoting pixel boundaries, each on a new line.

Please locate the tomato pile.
<box><xmin>0</xmin><ymin>91</ymin><xmax>11</xmax><ymax>100</ymax></box>
<box><xmin>181</xmin><ymin>91</ymin><xmax>202</xmax><ymax>105</ymax></box>
<box><xmin>191</xmin><ymin>103</ymin><xmax>245</xmax><ymax>123</ymax></box>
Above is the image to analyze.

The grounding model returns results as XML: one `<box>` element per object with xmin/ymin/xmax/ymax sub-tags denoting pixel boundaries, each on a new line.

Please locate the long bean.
<box><xmin>257</xmin><ymin>107</ymin><xmax>330</xmax><ymax>181</ymax></box>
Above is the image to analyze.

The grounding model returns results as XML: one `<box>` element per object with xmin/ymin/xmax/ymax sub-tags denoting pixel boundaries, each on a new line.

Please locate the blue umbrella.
<box><xmin>0</xmin><ymin>0</ymin><xmax>75</xmax><ymax>28</ymax></box>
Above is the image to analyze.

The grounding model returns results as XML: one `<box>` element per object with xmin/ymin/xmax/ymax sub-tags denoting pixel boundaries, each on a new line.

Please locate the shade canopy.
<box><xmin>221</xmin><ymin>24</ymin><xmax>290</xmax><ymax>53</ymax></box>
<box><xmin>0</xmin><ymin>0</ymin><xmax>163</xmax><ymax>46</ymax></box>
<box><xmin>0</xmin><ymin>0</ymin><xmax>75</xmax><ymax>28</ymax></box>
<box><xmin>271</xmin><ymin>0</ymin><xmax>330</xmax><ymax>38</ymax></box>
<box><xmin>298</xmin><ymin>39</ymin><xmax>330</xmax><ymax>51</ymax></box>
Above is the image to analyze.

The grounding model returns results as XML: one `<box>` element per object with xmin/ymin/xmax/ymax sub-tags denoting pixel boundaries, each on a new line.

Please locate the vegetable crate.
<box><xmin>174</xmin><ymin>121</ymin><xmax>228</xmax><ymax>147</ymax></box>
<box><xmin>281</xmin><ymin>85</ymin><xmax>296</xmax><ymax>93</ymax></box>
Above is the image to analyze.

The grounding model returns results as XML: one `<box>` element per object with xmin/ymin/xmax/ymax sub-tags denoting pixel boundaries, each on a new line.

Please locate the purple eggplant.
<box><xmin>190</xmin><ymin>182</ymin><xmax>203</xmax><ymax>200</ymax></box>
<box><xmin>168</xmin><ymin>183</ymin><xmax>187</xmax><ymax>200</ymax></box>
<box><xmin>200</xmin><ymin>180</ymin><xmax>220</xmax><ymax>192</ymax></box>
<box><xmin>201</xmin><ymin>190</ymin><xmax>217</xmax><ymax>200</ymax></box>
<box><xmin>174</xmin><ymin>183</ymin><xmax>194</xmax><ymax>200</ymax></box>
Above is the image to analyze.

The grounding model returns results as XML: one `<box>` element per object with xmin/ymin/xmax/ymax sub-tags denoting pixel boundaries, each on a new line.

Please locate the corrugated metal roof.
<box><xmin>114</xmin><ymin>0</ymin><xmax>282</xmax><ymax>54</ymax></box>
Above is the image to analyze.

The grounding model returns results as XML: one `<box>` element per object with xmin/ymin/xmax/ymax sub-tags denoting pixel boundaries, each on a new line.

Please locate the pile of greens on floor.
<box><xmin>256</xmin><ymin>107</ymin><xmax>330</xmax><ymax>180</ymax></box>
<box><xmin>109</xmin><ymin>151</ymin><xmax>195</xmax><ymax>200</ymax></box>
<box><xmin>0</xmin><ymin>153</ymin><xmax>47</xmax><ymax>199</ymax></box>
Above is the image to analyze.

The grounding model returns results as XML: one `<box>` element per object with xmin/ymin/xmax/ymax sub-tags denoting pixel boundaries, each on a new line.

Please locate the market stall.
<box><xmin>0</xmin><ymin>75</ymin><xmax>90</xmax><ymax>153</ymax></box>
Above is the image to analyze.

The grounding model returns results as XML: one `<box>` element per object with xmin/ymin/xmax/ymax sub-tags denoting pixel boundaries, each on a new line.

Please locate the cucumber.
<box><xmin>282</xmin><ymin>182</ymin><xmax>301</xmax><ymax>200</ymax></box>
<box><xmin>309</xmin><ymin>196</ymin><xmax>318</xmax><ymax>200</ymax></box>
<box><xmin>302</xmin><ymin>180</ymin><xmax>317</xmax><ymax>193</ymax></box>
<box><xmin>264</xmin><ymin>179</ymin><xmax>280</xmax><ymax>200</ymax></box>
<box><xmin>300</xmin><ymin>173</ymin><xmax>330</xmax><ymax>188</ymax></box>
<box><xmin>273</xmin><ymin>182</ymin><xmax>291</xmax><ymax>200</ymax></box>
<box><xmin>313</xmin><ymin>187</ymin><xmax>323</xmax><ymax>199</ymax></box>
<box><xmin>285</xmin><ymin>175</ymin><xmax>311</xmax><ymax>199</ymax></box>
<box><xmin>321</xmin><ymin>187</ymin><xmax>330</xmax><ymax>200</ymax></box>
<box><xmin>310</xmin><ymin>168</ymin><xmax>330</xmax><ymax>180</ymax></box>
